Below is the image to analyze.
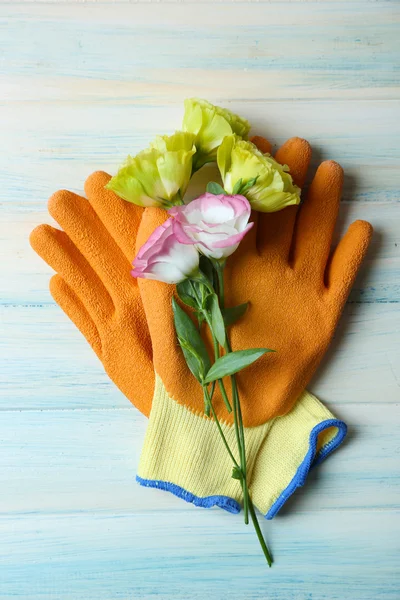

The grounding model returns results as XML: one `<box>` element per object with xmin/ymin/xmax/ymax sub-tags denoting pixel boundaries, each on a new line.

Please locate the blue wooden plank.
<box><xmin>1</xmin><ymin>101</ymin><xmax>399</xmax><ymax>208</ymax></box>
<box><xmin>0</xmin><ymin>510</ymin><xmax>398</xmax><ymax>600</ymax></box>
<box><xmin>1</xmin><ymin>4</ymin><xmax>398</xmax><ymax>90</ymax></box>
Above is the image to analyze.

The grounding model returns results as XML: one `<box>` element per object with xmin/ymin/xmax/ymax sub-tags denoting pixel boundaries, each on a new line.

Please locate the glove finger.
<box><xmin>136</xmin><ymin>208</ymin><xmax>205</xmax><ymax>417</ymax></box>
<box><xmin>30</xmin><ymin>224</ymin><xmax>114</xmax><ymax>324</ymax></box>
<box><xmin>50</xmin><ymin>274</ymin><xmax>102</xmax><ymax>358</ymax></box>
<box><xmin>48</xmin><ymin>189</ymin><xmax>137</xmax><ymax>307</ymax></box>
<box><xmin>250</xmin><ymin>135</ymin><xmax>272</xmax><ymax>154</ymax></box>
<box><xmin>326</xmin><ymin>219</ymin><xmax>373</xmax><ymax>305</ymax></box>
<box><xmin>292</xmin><ymin>160</ymin><xmax>343</xmax><ymax>279</ymax></box>
<box><xmin>256</xmin><ymin>137</ymin><xmax>312</xmax><ymax>261</ymax></box>
<box><xmin>84</xmin><ymin>171</ymin><xmax>144</xmax><ymax>262</ymax></box>
<box><xmin>276</xmin><ymin>137</ymin><xmax>312</xmax><ymax>189</ymax></box>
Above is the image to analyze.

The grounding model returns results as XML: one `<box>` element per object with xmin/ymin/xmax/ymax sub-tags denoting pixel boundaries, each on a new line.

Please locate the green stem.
<box><xmin>225</xmin><ymin>336</ymin><xmax>249</xmax><ymax>523</ymax></box>
<box><xmin>203</xmin><ymin>313</ymin><xmax>232</xmax><ymax>413</ymax></box>
<box><xmin>201</xmin><ymin>262</ymin><xmax>273</xmax><ymax>565</ymax></box>
<box><xmin>216</xmin><ymin>356</ymin><xmax>232</xmax><ymax>412</ymax></box>
<box><xmin>229</xmin><ymin>368</ymin><xmax>249</xmax><ymax>524</ymax></box>
<box><xmin>248</xmin><ymin>496</ymin><xmax>273</xmax><ymax>567</ymax></box>
<box><xmin>187</xmin><ymin>281</ymin><xmax>217</xmax><ymax>401</ymax></box>
<box><xmin>186</xmin><ymin>259</ymin><xmax>272</xmax><ymax>564</ymax></box>
<box><xmin>202</xmin><ymin>386</ymin><xmax>211</xmax><ymax>416</ymax></box>
<box><xmin>215</xmin><ymin>259</ymin><xmax>250</xmax><ymax>522</ymax></box>
<box><xmin>214</xmin><ymin>260</ymin><xmax>226</xmax><ymax>308</ymax></box>
<box><xmin>205</xmin><ymin>385</ymin><xmax>272</xmax><ymax>567</ymax></box>
<box><xmin>208</xmin><ymin>380</ymin><xmax>216</xmax><ymax>401</ymax></box>
<box><xmin>187</xmin><ymin>278</ymin><xmax>230</xmax><ymax>412</ymax></box>
<box><xmin>216</xmin><ymin>259</ymin><xmax>249</xmax><ymax>523</ymax></box>
<box><xmin>203</xmin><ymin>386</ymin><xmax>239</xmax><ymax>469</ymax></box>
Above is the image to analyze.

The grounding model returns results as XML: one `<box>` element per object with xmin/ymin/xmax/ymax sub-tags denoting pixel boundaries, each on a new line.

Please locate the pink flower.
<box><xmin>131</xmin><ymin>218</ymin><xmax>200</xmax><ymax>284</ymax></box>
<box><xmin>169</xmin><ymin>193</ymin><xmax>253</xmax><ymax>260</ymax></box>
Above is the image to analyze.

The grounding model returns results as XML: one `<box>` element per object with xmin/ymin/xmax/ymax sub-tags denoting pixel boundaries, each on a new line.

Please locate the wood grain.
<box><xmin>1</xmin><ymin>101</ymin><xmax>399</xmax><ymax>205</ymax></box>
<box><xmin>0</xmin><ymin>1</ymin><xmax>399</xmax><ymax>598</ymax></box>
<box><xmin>0</xmin><ymin>510</ymin><xmax>399</xmax><ymax>600</ymax></box>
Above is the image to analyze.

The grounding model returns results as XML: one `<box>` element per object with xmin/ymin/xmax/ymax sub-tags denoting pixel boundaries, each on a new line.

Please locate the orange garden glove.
<box><xmin>31</xmin><ymin>168</ymin><xmax>239</xmax><ymax>513</ymax></box>
<box><xmin>30</xmin><ymin>172</ymin><xmax>154</xmax><ymax>419</ymax></box>
<box><xmin>135</xmin><ymin>136</ymin><xmax>372</xmax><ymax>518</ymax></box>
<box><xmin>30</xmin><ymin>136</ymin><xmax>362</xmax><ymax>518</ymax></box>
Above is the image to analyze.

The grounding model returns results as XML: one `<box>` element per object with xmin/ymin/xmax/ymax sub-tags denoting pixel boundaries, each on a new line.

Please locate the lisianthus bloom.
<box><xmin>183</xmin><ymin>98</ymin><xmax>250</xmax><ymax>169</ymax></box>
<box><xmin>106</xmin><ymin>132</ymin><xmax>196</xmax><ymax>208</ymax></box>
<box><xmin>131</xmin><ymin>218</ymin><xmax>199</xmax><ymax>284</ymax></box>
<box><xmin>217</xmin><ymin>135</ymin><xmax>301</xmax><ymax>212</ymax></box>
<box><xmin>169</xmin><ymin>193</ymin><xmax>253</xmax><ymax>261</ymax></box>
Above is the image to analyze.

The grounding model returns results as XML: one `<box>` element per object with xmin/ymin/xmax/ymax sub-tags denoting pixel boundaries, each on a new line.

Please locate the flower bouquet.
<box><xmin>31</xmin><ymin>98</ymin><xmax>372</xmax><ymax>566</ymax></box>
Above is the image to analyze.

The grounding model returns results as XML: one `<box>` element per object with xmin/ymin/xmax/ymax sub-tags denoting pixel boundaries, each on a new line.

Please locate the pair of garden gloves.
<box><xmin>30</xmin><ymin>135</ymin><xmax>372</xmax><ymax>518</ymax></box>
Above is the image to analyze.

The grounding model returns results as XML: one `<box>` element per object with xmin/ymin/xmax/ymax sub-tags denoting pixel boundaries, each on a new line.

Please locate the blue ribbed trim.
<box><xmin>136</xmin><ymin>475</ymin><xmax>241</xmax><ymax>514</ymax></box>
<box><xmin>265</xmin><ymin>418</ymin><xmax>347</xmax><ymax>520</ymax></box>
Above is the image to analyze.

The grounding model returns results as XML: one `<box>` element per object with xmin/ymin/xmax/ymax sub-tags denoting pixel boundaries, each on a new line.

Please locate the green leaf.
<box><xmin>240</xmin><ymin>176</ymin><xmax>259</xmax><ymax>195</ymax></box>
<box><xmin>172</xmin><ymin>297</ymin><xmax>211</xmax><ymax>382</ymax></box>
<box><xmin>203</xmin><ymin>348</ymin><xmax>274</xmax><ymax>383</ymax></box>
<box><xmin>196</xmin><ymin>311</ymin><xmax>205</xmax><ymax>330</ymax></box>
<box><xmin>186</xmin><ymin>279</ymin><xmax>211</xmax><ymax>311</ymax></box>
<box><xmin>177</xmin><ymin>276</ymin><xmax>212</xmax><ymax>312</ymax></box>
<box><xmin>190</xmin><ymin>270</ymin><xmax>214</xmax><ymax>294</ymax></box>
<box><xmin>192</xmin><ymin>260</ymin><xmax>216</xmax><ymax>308</ymax></box>
<box><xmin>231</xmin><ymin>466</ymin><xmax>243</xmax><ymax>481</ymax></box>
<box><xmin>208</xmin><ymin>294</ymin><xmax>226</xmax><ymax>347</ymax></box>
<box><xmin>232</xmin><ymin>178</ymin><xmax>243</xmax><ymax>195</ymax></box>
<box><xmin>247</xmin><ymin>176</ymin><xmax>259</xmax><ymax>187</ymax></box>
<box><xmin>176</xmin><ymin>280</ymin><xmax>198</xmax><ymax>309</ymax></box>
<box><xmin>222</xmin><ymin>302</ymin><xmax>249</xmax><ymax>328</ymax></box>
<box><xmin>206</xmin><ymin>182</ymin><xmax>227</xmax><ymax>195</ymax></box>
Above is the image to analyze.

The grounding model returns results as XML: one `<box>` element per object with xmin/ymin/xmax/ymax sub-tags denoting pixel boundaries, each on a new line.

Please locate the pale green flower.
<box><xmin>217</xmin><ymin>135</ymin><xmax>301</xmax><ymax>212</ymax></box>
<box><xmin>106</xmin><ymin>132</ymin><xmax>196</xmax><ymax>208</ymax></box>
<box><xmin>183</xmin><ymin>98</ymin><xmax>250</xmax><ymax>169</ymax></box>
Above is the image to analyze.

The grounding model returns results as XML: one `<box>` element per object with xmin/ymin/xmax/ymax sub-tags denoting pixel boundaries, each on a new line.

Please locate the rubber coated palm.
<box><xmin>30</xmin><ymin>172</ymin><xmax>154</xmax><ymax>417</ymax></box>
<box><xmin>137</xmin><ymin>139</ymin><xmax>372</xmax><ymax>427</ymax></box>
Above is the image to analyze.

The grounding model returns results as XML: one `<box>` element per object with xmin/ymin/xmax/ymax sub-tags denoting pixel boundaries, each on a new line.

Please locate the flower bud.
<box><xmin>131</xmin><ymin>218</ymin><xmax>200</xmax><ymax>284</ymax></box>
<box><xmin>106</xmin><ymin>132</ymin><xmax>196</xmax><ymax>208</ymax></box>
<box><xmin>183</xmin><ymin>98</ymin><xmax>250</xmax><ymax>169</ymax></box>
<box><xmin>169</xmin><ymin>192</ymin><xmax>253</xmax><ymax>260</ymax></box>
<box><xmin>217</xmin><ymin>135</ymin><xmax>301</xmax><ymax>212</ymax></box>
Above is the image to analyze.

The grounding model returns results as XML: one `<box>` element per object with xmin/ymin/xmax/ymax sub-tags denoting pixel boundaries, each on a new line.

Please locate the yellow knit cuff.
<box><xmin>251</xmin><ymin>390</ymin><xmax>346</xmax><ymax>518</ymax></box>
<box><xmin>137</xmin><ymin>374</ymin><xmax>268</xmax><ymax>512</ymax></box>
<box><xmin>137</xmin><ymin>374</ymin><xmax>347</xmax><ymax>517</ymax></box>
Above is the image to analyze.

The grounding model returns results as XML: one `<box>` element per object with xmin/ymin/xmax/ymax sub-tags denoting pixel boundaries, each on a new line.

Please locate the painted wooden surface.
<box><xmin>1</xmin><ymin>1</ymin><xmax>399</xmax><ymax>598</ymax></box>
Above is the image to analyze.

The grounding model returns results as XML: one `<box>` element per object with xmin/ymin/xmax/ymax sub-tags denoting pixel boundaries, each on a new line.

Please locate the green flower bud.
<box><xmin>183</xmin><ymin>98</ymin><xmax>250</xmax><ymax>169</ymax></box>
<box><xmin>106</xmin><ymin>131</ymin><xmax>196</xmax><ymax>208</ymax></box>
<box><xmin>217</xmin><ymin>135</ymin><xmax>301</xmax><ymax>212</ymax></box>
